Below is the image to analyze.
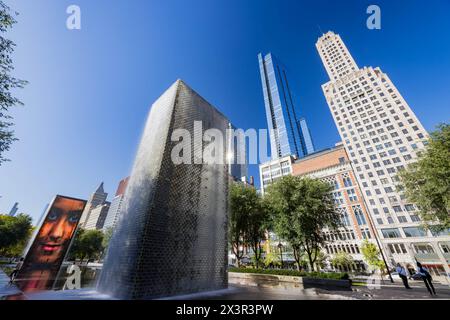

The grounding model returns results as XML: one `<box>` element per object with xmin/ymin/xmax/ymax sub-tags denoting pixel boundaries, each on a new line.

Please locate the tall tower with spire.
<box><xmin>79</xmin><ymin>182</ymin><xmax>108</xmax><ymax>228</ymax></box>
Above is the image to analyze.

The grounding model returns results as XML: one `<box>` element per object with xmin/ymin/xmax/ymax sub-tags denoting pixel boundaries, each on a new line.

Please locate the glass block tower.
<box><xmin>258</xmin><ymin>52</ymin><xmax>315</xmax><ymax>159</ymax></box>
<box><xmin>317</xmin><ymin>31</ymin><xmax>450</xmax><ymax>279</ymax></box>
<box><xmin>98</xmin><ymin>80</ymin><xmax>229</xmax><ymax>299</ymax></box>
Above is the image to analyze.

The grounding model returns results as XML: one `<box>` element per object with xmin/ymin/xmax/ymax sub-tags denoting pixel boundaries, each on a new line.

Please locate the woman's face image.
<box><xmin>31</xmin><ymin>197</ymin><xmax>84</xmax><ymax>265</ymax></box>
<box><xmin>16</xmin><ymin>196</ymin><xmax>86</xmax><ymax>292</ymax></box>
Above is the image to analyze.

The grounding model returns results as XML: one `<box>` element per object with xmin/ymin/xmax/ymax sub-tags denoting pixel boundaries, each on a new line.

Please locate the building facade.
<box><xmin>227</xmin><ymin>123</ymin><xmax>248</xmax><ymax>182</ymax></box>
<box><xmin>8</xmin><ymin>202</ymin><xmax>19</xmax><ymax>216</ymax></box>
<box><xmin>79</xmin><ymin>182</ymin><xmax>108</xmax><ymax>228</ymax></box>
<box><xmin>316</xmin><ymin>31</ymin><xmax>450</xmax><ymax>280</ymax></box>
<box><xmin>259</xmin><ymin>155</ymin><xmax>295</xmax><ymax>195</ymax></box>
<box><xmin>298</xmin><ymin>117</ymin><xmax>315</xmax><ymax>155</ymax></box>
<box><xmin>291</xmin><ymin>143</ymin><xmax>379</xmax><ymax>272</ymax></box>
<box><xmin>258</xmin><ymin>52</ymin><xmax>314</xmax><ymax>159</ymax></box>
<box><xmin>84</xmin><ymin>202</ymin><xmax>110</xmax><ymax>230</ymax></box>
<box><xmin>102</xmin><ymin>177</ymin><xmax>130</xmax><ymax>232</ymax></box>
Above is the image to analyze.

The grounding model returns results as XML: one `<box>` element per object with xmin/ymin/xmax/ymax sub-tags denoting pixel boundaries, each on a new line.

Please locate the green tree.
<box><xmin>398</xmin><ymin>124</ymin><xmax>450</xmax><ymax>232</ymax></box>
<box><xmin>0</xmin><ymin>213</ymin><xmax>33</xmax><ymax>256</ymax></box>
<box><xmin>331</xmin><ymin>251</ymin><xmax>354</xmax><ymax>271</ymax></box>
<box><xmin>314</xmin><ymin>250</ymin><xmax>329</xmax><ymax>271</ymax></box>
<box><xmin>102</xmin><ymin>226</ymin><xmax>114</xmax><ymax>250</ymax></box>
<box><xmin>263</xmin><ymin>251</ymin><xmax>281</xmax><ymax>268</ymax></box>
<box><xmin>265</xmin><ymin>176</ymin><xmax>341</xmax><ymax>271</ymax></box>
<box><xmin>0</xmin><ymin>2</ymin><xmax>27</xmax><ymax>165</ymax></box>
<box><xmin>229</xmin><ymin>182</ymin><xmax>265</xmax><ymax>267</ymax></box>
<box><xmin>69</xmin><ymin>228</ymin><xmax>104</xmax><ymax>262</ymax></box>
<box><xmin>361</xmin><ymin>240</ymin><xmax>386</xmax><ymax>274</ymax></box>
<box><xmin>244</xmin><ymin>188</ymin><xmax>269</xmax><ymax>268</ymax></box>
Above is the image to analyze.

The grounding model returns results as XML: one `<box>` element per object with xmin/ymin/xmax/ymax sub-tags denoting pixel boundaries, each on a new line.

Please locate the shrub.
<box><xmin>228</xmin><ymin>267</ymin><xmax>349</xmax><ymax>280</ymax></box>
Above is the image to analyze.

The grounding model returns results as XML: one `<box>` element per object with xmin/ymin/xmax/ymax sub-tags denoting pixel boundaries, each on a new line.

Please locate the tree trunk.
<box><xmin>308</xmin><ymin>252</ymin><xmax>315</xmax><ymax>272</ymax></box>
<box><xmin>293</xmin><ymin>247</ymin><xmax>302</xmax><ymax>271</ymax></box>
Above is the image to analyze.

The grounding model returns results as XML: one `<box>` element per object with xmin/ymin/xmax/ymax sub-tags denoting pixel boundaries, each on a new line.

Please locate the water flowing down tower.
<box><xmin>97</xmin><ymin>79</ymin><xmax>230</xmax><ymax>299</ymax></box>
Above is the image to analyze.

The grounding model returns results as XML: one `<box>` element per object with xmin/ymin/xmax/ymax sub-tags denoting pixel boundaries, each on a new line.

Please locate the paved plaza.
<box><xmin>1</xmin><ymin>268</ymin><xmax>449</xmax><ymax>300</ymax></box>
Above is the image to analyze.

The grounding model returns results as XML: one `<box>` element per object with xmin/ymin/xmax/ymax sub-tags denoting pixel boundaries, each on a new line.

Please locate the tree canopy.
<box><xmin>68</xmin><ymin>228</ymin><xmax>104</xmax><ymax>262</ymax></box>
<box><xmin>361</xmin><ymin>240</ymin><xmax>386</xmax><ymax>273</ymax></box>
<box><xmin>0</xmin><ymin>1</ymin><xmax>27</xmax><ymax>165</ymax></box>
<box><xmin>264</xmin><ymin>175</ymin><xmax>340</xmax><ymax>271</ymax></box>
<box><xmin>331</xmin><ymin>251</ymin><xmax>354</xmax><ymax>271</ymax></box>
<box><xmin>0</xmin><ymin>213</ymin><xmax>33</xmax><ymax>257</ymax></box>
<box><xmin>398</xmin><ymin>123</ymin><xmax>450</xmax><ymax>232</ymax></box>
<box><xmin>229</xmin><ymin>182</ymin><xmax>268</xmax><ymax>267</ymax></box>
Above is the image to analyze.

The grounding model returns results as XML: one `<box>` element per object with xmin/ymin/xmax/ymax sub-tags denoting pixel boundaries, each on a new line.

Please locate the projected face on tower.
<box><xmin>15</xmin><ymin>196</ymin><xmax>86</xmax><ymax>292</ymax></box>
<box><xmin>36</xmin><ymin>205</ymin><xmax>81</xmax><ymax>264</ymax></box>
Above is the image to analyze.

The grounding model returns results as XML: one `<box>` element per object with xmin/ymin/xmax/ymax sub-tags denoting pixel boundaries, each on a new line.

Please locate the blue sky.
<box><xmin>1</xmin><ymin>0</ymin><xmax>449</xmax><ymax>223</ymax></box>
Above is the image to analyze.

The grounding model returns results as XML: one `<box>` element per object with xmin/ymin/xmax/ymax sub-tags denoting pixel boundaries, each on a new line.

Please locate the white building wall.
<box><xmin>317</xmin><ymin>31</ymin><xmax>450</xmax><ymax>281</ymax></box>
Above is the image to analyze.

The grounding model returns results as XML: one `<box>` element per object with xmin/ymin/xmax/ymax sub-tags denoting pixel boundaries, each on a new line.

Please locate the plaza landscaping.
<box><xmin>228</xmin><ymin>267</ymin><xmax>349</xmax><ymax>280</ymax></box>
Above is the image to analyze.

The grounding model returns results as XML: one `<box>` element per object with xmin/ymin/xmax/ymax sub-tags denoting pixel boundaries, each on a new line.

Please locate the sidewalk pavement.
<box><xmin>0</xmin><ymin>269</ymin><xmax>22</xmax><ymax>299</ymax></box>
<box><xmin>318</xmin><ymin>281</ymin><xmax>450</xmax><ymax>300</ymax></box>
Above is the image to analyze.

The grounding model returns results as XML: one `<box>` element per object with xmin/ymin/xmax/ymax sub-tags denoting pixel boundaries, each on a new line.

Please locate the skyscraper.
<box><xmin>258</xmin><ymin>52</ymin><xmax>314</xmax><ymax>159</ymax></box>
<box><xmin>298</xmin><ymin>117</ymin><xmax>315</xmax><ymax>155</ymax></box>
<box><xmin>79</xmin><ymin>182</ymin><xmax>108</xmax><ymax>228</ymax></box>
<box><xmin>227</xmin><ymin>123</ymin><xmax>248</xmax><ymax>182</ymax></box>
<box><xmin>8</xmin><ymin>202</ymin><xmax>19</xmax><ymax>216</ymax></box>
<box><xmin>317</xmin><ymin>31</ymin><xmax>450</xmax><ymax>280</ymax></box>
<box><xmin>84</xmin><ymin>202</ymin><xmax>111</xmax><ymax>230</ymax></box>
<box><xmin>102</xmin><ymin>177</ymin><xmax>129</xmax><ymax>232</ymax></box>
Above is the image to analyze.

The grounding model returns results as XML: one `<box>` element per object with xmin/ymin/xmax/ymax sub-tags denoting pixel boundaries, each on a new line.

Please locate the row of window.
<box><xmin>387</xmin><ymin>243</ymin><xmax>450</xmax><ymax>256</ymax></box>
<box><xmin>325</xmin><ymin>243</ymin><xmax>360</xmax><ymax>255</ymax></box>
<box><xmin>381</xmin><ymin>227</ymin><xmax>428</xmax><ymax>239</ymax></box>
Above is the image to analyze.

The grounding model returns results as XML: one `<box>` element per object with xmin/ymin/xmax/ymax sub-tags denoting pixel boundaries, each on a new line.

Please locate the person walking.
<box><xmin>396</xmin><ymin>263</ymin><xmax>412</xmax><ymax>289</ymax></box>
<box><xmin>417</xmin><ymin>262</ymin><xmax>436</xmax><ymax>296</ymax></box>
<box><xmin>9</xmin><ymin>257</ymin><xmax>24</xmax><ymax>283</ymax></box>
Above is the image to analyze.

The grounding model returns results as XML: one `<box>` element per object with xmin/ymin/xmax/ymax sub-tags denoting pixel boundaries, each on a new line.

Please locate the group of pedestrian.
<box><xmin>395</xmin><ymin>262</ymin><xmax>437</xmax><ymax>296</ymax></box>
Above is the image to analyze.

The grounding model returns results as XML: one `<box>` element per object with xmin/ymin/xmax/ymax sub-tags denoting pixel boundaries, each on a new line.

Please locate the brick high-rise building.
<box><xmin>292</xmin><ymin>143</ymin><xmax>380</xmax><ymax>272</ymax></box>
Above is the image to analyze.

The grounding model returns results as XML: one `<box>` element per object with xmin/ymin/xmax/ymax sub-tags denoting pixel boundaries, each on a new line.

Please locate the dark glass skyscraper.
<box><xmin>258</xmin><ymin>52</ymin><xmax>315</xmax><ymax>159</ymax></box>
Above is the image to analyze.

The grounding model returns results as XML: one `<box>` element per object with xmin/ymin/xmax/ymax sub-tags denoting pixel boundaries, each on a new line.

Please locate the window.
<box><xmin>340</xmin><ymin>209</ymin><xmax>351</xmax><ymax>226</ymax></box>
<box><xmin>403</xmin><ymin>227</ymin><xmax>427</xmax><ymax>238</ymax></box>
<box><xmin>410</xmin><ymin>215</ymin><xmax>421</xmax><ymax>222</ymax></box>
<box><xmin>440</xmin><ymin>244</ymin><xmax>450</xmax><ymax>254</ymax></box>
<box><xmin>430</xmin><ymin>228</ymin><xmax>450</xmax><ymax>237</ymax></box>
<box><xmin>398</xmin><ymin>216</ymin><xmax>407</xmax><ymax>223</ymax></box>
<box><xmin>381</xmin><ymin>228</ymin><xmax>401</xmax><ymax>238</ymax></box>
<box><xmin>347</xmin><ymin>189</ymin><xmax>358</xmax><ymax>202</ymax></box>
<box><xmin>343</xmin><ymin>176</ymin><xmax>353</xmax><ymax>187</ymax></box>
<box><xmin>361</xmin><ymin>228</ymin><xmax>371</xmax><ymax>239</ymax></box>
<box><xmin>353</xmin><ymin>205</ymin><xmax>367</xmax><ymax>225</ymax></box>
<box><xmin>388</xmin><ymin>243</ymin><xmax>408</xmax><ymax>254</ymax></box>
<box><xmin>413</xmin><ymin>244</ymin><xmax>435</xmax><ymax>254</ymax></box>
